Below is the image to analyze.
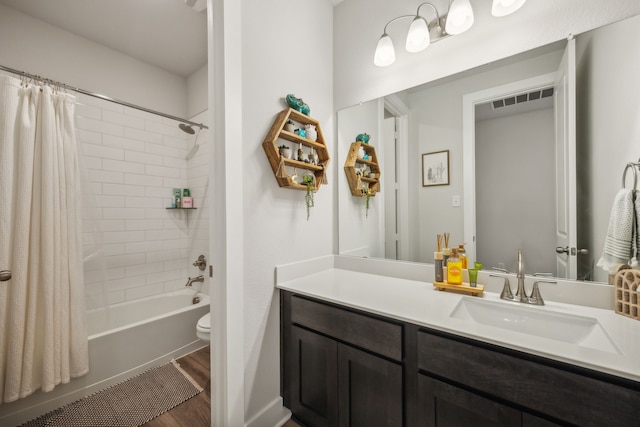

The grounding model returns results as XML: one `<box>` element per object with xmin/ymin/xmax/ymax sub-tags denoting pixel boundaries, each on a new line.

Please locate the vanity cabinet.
<box><xmin>417</xmin><ymin>374</ymin><xmax>522</xmax><ymax>426</ymax></box>
<box><xmin>281</xmin><ymin>292</ymin><xmax>403</xmax><ymax>426</ymax></box>
<box><xmin>417</xmin><ymin>375</ymin><xmax>561</xmax><ymax>426</ymax></box>
<box><xmin>280</xmin><ymin>291</ymin><xmax>640</xmax><ymax>427</ymax></box>
<box><xmin>416</xmin><ymin>329</ymin><xmax>640</xmax><ymax>427</ymax></box>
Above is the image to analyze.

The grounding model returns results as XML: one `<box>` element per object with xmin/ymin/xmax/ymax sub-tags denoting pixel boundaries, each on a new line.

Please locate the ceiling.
<box><xmin>0</xmin><ymin>0</ymin><xmax>207</xmax><ymax>78</ymax></box>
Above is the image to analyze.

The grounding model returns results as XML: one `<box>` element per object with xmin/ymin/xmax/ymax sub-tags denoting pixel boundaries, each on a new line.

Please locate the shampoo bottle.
<box><xmin>182</xmin><ymin>188</ymin><xmax>193</xmax><ymax>208</ymax></box>
<box><xmin>447</xmin><ymin>248</ymin><xmax>463</xmax><ymax>285</ymax></box>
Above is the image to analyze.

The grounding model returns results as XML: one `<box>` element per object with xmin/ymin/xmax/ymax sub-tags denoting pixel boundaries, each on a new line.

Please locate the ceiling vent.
<box><xmin>492</xmin><ymin>87</ymin><xmax>553</xmax><ymax>110</ymax></box>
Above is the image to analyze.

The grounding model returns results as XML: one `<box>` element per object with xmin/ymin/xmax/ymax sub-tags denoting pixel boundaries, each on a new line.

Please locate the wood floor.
<box><xmin>142</xmin><ymin>346</ymin><xmax>301</xmax><ymax>427</ymax></box>
<box><xmin>142</xmin><ymin>346</ymin><xmax>211</xmax><ymax>427</ymax></box>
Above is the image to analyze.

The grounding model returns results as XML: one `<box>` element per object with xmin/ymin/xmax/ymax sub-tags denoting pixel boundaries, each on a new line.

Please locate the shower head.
<box><xmin>179</xmin><ymin>123</ymin><xmax>196</xmax><ymax>134</ymax></box>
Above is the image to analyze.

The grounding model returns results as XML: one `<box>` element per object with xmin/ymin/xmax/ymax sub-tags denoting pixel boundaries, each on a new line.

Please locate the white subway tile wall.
<box><xmin>186</xmin><ymin>112</ymin><xmax>210</xmax><ymax>277</ymax></box>
<box><xmin>76</xmin><ymin>93</ymin><xmax>209</xmax><ymax>308</ymax></box>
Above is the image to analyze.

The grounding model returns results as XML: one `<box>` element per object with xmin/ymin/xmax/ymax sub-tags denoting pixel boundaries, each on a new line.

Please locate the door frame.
<box><xmin>208</xmin><ymin>0</ymin><xmax>245</xmax><ymax>425</ymax></box>
<box><xmin>462</xmin><ymin>72</ymin><xmax>558</xmax><ymax>265</ymax></box>
<box><xmin>383</xmin><ymin>95</ymin><xmax>410</xmax><ymax>260</ymax></box>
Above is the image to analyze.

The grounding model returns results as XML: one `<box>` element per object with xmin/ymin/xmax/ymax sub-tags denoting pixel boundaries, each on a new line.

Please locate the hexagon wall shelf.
<box><xmin>344</xmin><ymin>141</ymin><xmax>381</xmax><ymax>196</ymax></box>
<box><xmin>262</xmin><ymin>108</ymin><xmax>330</xmax><ymax>191</ymax></box>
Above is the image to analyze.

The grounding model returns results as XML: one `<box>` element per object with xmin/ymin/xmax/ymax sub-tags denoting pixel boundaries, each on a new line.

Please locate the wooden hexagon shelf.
<box><xmin>344</xmin><ymin>141</ymin><xmax>381</xmax><ymax>196</ymax></box>
<box><xmin>262</xmin><ymin>108</ymin><xmax>330</xmax><ymax>191</ymax></box>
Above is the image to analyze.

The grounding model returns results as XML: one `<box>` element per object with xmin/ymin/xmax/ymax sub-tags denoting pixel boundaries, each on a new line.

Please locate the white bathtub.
<box><xmin>0</xmin><ymin>289</ymin><xmax>210</xmax><ymax>426</ymax></box>
<box><xmin>87</xmin><ymin>289</ymin><xmax>209</xmax><ymax>337</ymax></box>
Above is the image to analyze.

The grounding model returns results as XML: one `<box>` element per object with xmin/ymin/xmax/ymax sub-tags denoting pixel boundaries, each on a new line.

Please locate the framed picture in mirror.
<box><xmin>422</xmin><ymin>150</ymin><xmax>449</xmax><ymax>187</ymax></box>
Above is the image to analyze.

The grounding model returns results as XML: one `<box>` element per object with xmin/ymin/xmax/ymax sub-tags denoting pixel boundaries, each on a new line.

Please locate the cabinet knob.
<box><xmin>0</xmin><ymin>270</ymin><xmax>11</xmax><ymax>282</ymax></box>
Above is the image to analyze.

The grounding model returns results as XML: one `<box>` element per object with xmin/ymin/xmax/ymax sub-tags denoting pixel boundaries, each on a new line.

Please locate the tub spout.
<box><xmin>185</xmin><ymin>275</ymin><xmax>204</xmax><ymax>287</ymax></box>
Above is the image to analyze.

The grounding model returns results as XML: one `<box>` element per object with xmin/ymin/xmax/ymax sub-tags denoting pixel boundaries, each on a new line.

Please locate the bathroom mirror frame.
<box><xmin>337</xmin><ymin>12</ymin><xmax>640</xmax><ymax>285</ymax></box>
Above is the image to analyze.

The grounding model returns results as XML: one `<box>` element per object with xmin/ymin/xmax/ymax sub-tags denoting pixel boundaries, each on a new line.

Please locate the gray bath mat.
<box><xmin>21</xmin><ymin>360</ymin><xmax>204</xmax><ymax>427</ymax></box>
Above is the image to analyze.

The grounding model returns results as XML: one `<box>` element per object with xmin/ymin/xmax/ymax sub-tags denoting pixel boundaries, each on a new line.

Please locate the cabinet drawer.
<box><xmin>291</xmin><ymin>295</ymin><xmax>402</xmax><ymax>361</ymax></box>
<box><xmin>417</xmin><ymin>330</ymin><xmax>640</xmax><ymax>426</ymax></box>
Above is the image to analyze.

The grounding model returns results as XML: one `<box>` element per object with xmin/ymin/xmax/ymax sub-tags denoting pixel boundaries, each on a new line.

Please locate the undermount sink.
<box><xmin>450</xmin><ymin>298</ymin><xmax>621</xmax><ymax>354</ymax></box>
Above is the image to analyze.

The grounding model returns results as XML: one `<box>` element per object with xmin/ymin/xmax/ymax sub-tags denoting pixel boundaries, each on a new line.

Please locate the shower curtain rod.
<box><xmin>0</xmin><ymin>64</ymin><xmax>209</xmax><ymax>130</ymax></box>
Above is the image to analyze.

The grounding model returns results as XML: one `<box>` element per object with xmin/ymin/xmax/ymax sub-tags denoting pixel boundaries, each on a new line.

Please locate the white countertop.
<box><xmin>276</xmin><ymin>257</ymin><xmax>640</xmax><ymax>383</ymax></box>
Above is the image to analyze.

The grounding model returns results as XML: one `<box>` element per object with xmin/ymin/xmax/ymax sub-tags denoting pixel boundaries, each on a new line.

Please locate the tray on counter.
<box><xmin>433</xmin><ymin>281</ymin><xmax>484</xmax><ymax>296</ymax></box>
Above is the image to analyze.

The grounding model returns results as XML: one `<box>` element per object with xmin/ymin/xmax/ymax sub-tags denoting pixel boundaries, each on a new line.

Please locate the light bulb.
<box><xmin>374</xmin><ymin>34</ymin><xmax>396</xmax><ymax>67</ymax></box>
<box><xmin>445</xmin><ymin>0</ymin><xmax>474</xmax><ymax>35</ymax></box>
<box><xmin>492</xmin><ymin>0</ymin><xmax>526</xmax><ymax>17</ymax></box>
<box><xmin>406</xmin><ymin>16</ymin><xmax>430</xmax><ymax>53</ymax></box>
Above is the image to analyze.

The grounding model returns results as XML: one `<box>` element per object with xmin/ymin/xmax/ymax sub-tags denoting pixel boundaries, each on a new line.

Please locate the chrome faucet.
<box><xmin>185</xmin><ymin>275</ymin><xmax>204</xmax><ymax>287</ymax></box>
<box><xmin>515</xmin><ymin>249</ymin><xmax>527</xmax><ymax>303</ymax></box>
<box><xmin>495</xmin><ymin>250</ymin><xmax>556</xmax><ymax>306</ymax></box>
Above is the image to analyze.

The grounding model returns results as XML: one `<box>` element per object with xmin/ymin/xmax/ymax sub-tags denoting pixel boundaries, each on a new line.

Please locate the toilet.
<box><xmin>196</xmin><ymin>312</ymin><xmax>210</xmax><ymax>342</ymax></box>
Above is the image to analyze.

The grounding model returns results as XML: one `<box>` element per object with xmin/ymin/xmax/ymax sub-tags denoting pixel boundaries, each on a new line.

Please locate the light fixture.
<box><xmin>445</xmin><ymin>0</ymin><xmax>474</xmax><ymax>35</ymax></box>
<box><xmin>374</xmin><ymin>3</ymin><xmax>445</xmax><ymax>67</ymax></box>
<box><xmin>374</xmin><ymin>33</ymin><xmax>396</xmax><ymax>67</ymax></box>
<box><xmin>373</xmin><ymin>0</ymin><xmax>527</xmax><ymax>67</ymax></box>
<box><xmin>491</xmin><ymin>0</ymin><xmax>527</xmax><ymax>17</ymax></box>
<box><xmin>406</xmin><ymin>16</ymin><xmax>430</xmax><ymax>53</ymax></box>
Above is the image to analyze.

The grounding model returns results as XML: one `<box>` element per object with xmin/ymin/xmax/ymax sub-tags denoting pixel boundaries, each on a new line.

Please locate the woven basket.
<box><xmin>614</xmin><ymin>269</ymin><xmax>640</xmax><ymax>320</ymax></box>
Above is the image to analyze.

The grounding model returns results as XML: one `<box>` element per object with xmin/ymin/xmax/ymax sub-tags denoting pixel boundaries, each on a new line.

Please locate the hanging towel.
<box><xmin>634</xmin><ymin>189</ymin><xmax>640</xmax><ymax>264</ymax></box>
<box><xmin>597</xmin><ymin>189</ymin><xmax>636</xmax><ymax>270</ymax></box>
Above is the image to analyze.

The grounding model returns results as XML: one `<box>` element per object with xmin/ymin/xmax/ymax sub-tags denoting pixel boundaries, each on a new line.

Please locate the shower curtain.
<box><xmin>0</xmin><ymin>75</ymin><xmax>88</xmax><ymax>403</ymax></box>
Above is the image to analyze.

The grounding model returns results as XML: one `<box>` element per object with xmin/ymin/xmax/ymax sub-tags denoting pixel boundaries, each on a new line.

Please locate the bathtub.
<box><xmin>0</xmin><ymin>289</ymin><xmax>210</xmax><ymax>426</ymax></box>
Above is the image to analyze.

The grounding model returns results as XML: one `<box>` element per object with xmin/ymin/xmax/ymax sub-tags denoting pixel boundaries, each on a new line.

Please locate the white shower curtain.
<box><xmin>0</xmin><ymin>75</ymin><xmax>88</xmax><ymax>403</ymax></box>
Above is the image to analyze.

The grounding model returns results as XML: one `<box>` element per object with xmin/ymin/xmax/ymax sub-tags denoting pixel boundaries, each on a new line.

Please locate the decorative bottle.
<box><xmin>447</xmin><ymin>248</ymin><xmax>463</xmax><ymax>285</ymax></box>
<box><xmin>434</xmin><ymin>251</ymin><xmax>444</xmax><ymax>283</ymax></box>
<box><xmin>458</xmin><ymin>243</ymin><xmax>468</xmax><ymax>269</ymax></box>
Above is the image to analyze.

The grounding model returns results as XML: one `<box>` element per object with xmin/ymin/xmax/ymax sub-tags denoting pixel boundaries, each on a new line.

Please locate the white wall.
<box><xmin>576</xmin><ymin>14</ymin><xmax>640</xmax><ymax>282</ymax></box>
<box><xmin>337</xmin><ymin>100</ymin><xmax>384</xmax><ymax>257</ymax></box>
<box><xmin>187</xmin><ymin>65</ymin><xmax>209</xmax><ymax>118</ymax></box>
<box><xmin>240</xmin><ymin>0</ymin><xmax>334</xmax><ymax>424</ymax></box>
<box><xmin>0</xmin><ymin>4</ymin><xmax>188</xmax><ymax>118</ymax></box>
<box><xmin>407</xmin><ymin>48</ymin><xmax>563</xmax><ymax>264</ymax></box>
<box><xmin>333</xmin><ymin>0</ymin><xmax>640</xmax><ymax>110</ymax></box>
<box><xmin>476</xmin><ymin>108</ymin><xmax>556</xmax><ymax>273</ymax></box>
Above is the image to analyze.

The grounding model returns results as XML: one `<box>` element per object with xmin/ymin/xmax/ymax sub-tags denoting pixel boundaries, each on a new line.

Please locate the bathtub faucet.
<box><xmin>185</xmin><ymin>275</ymin><xmax>204</xmax><ymax>287</ymax></box>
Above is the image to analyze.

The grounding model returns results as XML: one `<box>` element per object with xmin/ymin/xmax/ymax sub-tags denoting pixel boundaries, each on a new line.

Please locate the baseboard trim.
<box><xmin>245</xmin><ymin>396</ymin><xmax>291</xmax><ymax>427</ymax></box>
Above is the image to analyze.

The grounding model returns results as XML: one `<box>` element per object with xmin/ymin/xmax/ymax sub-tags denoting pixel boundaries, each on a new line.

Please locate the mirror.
<box><xmin>338</xmin><ymin>13</ymin><xmax>640</xmax><ymax>284</ymax></box>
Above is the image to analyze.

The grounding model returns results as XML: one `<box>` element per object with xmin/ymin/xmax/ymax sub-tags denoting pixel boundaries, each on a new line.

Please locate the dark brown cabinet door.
<box><xmin>522</xmin><ymin>413</ymin><xmax>563</xmax><ymax>427</ymax></box>
<box><xmin>338</xmin><ymin>344</ymin><xmax>403</xmax><ymax>427</ymax></box>
<box><xmin>290</xmin><ymin>326</ymin><xmax>338</xmax><ymax>427</ymax></box>
<box><xmin>418</xmin><ymin>374</ymin><xmax>521</xmax><ymax>427</ymax></box>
